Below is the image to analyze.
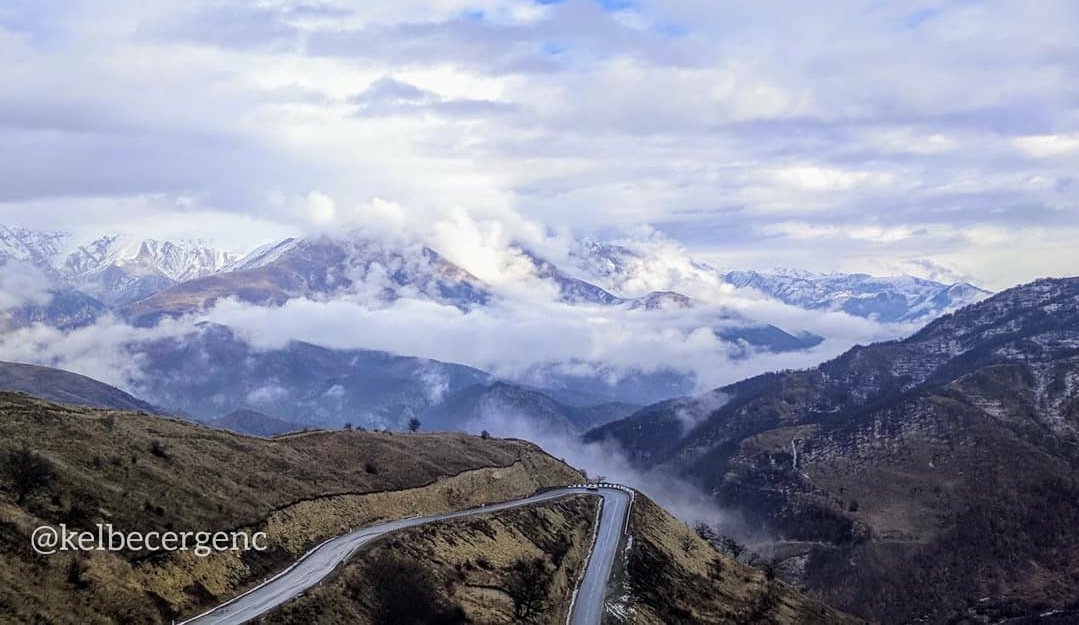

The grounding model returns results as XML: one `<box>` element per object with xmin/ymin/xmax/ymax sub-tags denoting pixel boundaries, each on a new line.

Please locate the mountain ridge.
<box><xmin>2</xmin><ymin>225</ymin><xmax>991</xmax><ymax>329</ymax></box>
<box><xmin>0</xmin><ymin>360</ymin><xmax>164</xmax><ymax>414</ymax></box>
<box><xmin>587</xmin><ymin>276</ymin><xmax>1079</xmax><ymax>623</ymax></box>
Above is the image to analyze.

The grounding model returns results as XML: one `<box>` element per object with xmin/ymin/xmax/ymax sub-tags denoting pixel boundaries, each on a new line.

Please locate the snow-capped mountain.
<box><xmin>0</xmin><ymin>228</ymin><xmax>240</xmax><ymax>306</ymax></box>
<box><xmin>569</xmin><ymin>238</ymin><xmax>991</xmax><ymax>324</ymax></box>
<box><xmin>2</xmin><ymin>224</ymin><xmax>991</xmax><ymax>338</ymax></box>
<box><xmin>627</xmin><ymin>291</ymin><xmax>694</xmax><ymax>311</ymax></box>
<box><xmin>723</xmin><ymin>269</ymin><xmax>991</xmax><ymax>323</ymax></box>
<box><xmin>122</xmin><ymin>234</ymin><xmax>491</xmax><ymax>324</ymax></box>
<box><xmin>60</xmin><ymin>235</ymin><xmax>239</xmax><ymax>305</ymax></box>
<box><xmin>223</xmin><ymin>237</ymin><xmax>301</xmax><ymax>272</ymax></box>
<box><xmin>69</xmin><ymin>236</ymin><xmax>238</xmax><ymax>283</ymax></box>
<box><xmin>519</xmin><ymin>249</ymin><xmax>626</xmax><ymax>305</ymax></box>
<box><xmin>0</xmin><ymin>226</ymin><xmax>68</xmax><ymax>277</ymax></box>
<box><xmin>570</xmin><ymin>238</ymin><xmax>720</xmax><ymax>298</ymax></box>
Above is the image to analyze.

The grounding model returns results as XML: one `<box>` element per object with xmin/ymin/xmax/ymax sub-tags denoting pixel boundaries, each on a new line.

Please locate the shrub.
<box><xmin>6</xmin><ymin>446</ymin><xmax>54</xmax><ymax>505</ymax></box>
<box><xmin>150</xmin><ymin>441</ymin><xmax>169</xmax><ymax>459</ymax></box>
<box><xmin>507</xmin><ymin>557</ymin><xmax>552</xmax><ymax>623</ymax></box>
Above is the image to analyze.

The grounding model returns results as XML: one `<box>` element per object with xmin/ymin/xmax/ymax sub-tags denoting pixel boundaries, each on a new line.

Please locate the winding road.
<box><xmin>179</xmin><ymin>485</ymin><xmax>633</xmax><ymax>625</ymax></box>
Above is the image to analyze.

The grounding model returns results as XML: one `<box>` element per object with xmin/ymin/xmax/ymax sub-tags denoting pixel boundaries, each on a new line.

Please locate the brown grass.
<box><xmin>260</xmin><ymin>496</ymin><xmax>598</xmax><ymax>624</ymax></box>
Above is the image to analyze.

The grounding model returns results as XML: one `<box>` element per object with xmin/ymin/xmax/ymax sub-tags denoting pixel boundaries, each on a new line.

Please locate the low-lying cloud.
<box><xmin>460</xmin><ymin>404</ymin><xmax>753</xmax><ymax>538</ymax></box>
<box><xmin>202</xmin><ymin>293</ymin><xmax>883</xmax><ymax>395</ymax></box>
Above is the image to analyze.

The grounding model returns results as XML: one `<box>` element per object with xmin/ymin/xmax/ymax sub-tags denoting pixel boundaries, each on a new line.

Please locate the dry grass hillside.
<box><xmin>260</xmin><ymin>496</ymin><xmax>598</xmax><ymax>624</ymax></box>
<box><xmin>624</xmin><ymin>496</ymin><xmax>864</xmax><ymax>625</ymax></box>
<box><xmin>0</xmin><ymin>392</ymin><xmax>582</xmax><ymax>624</ymax></box>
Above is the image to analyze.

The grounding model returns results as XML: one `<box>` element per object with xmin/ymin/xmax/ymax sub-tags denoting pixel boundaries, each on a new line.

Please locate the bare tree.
<box><xmin>6</xmin><ymin>447</ymin><xmax>54</xmax><ymax>504</ymax></box>
<box><xmin>507</xmin><ymin>557</ymin><xmax>551</xmax><ymax>623</ymax></box>
<box><xmin>408</xmin><ymin>417</ymin><xmax>422</xmax><ymax>432</ymax></box>
<box><xmin>356</xmin><ymin>553</ymin><xmax>466</xmax><ymax>625</ymax></box>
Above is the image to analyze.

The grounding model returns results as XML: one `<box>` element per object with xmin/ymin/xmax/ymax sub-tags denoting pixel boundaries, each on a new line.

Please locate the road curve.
<box><xmin>179</xmin><ymin>486</ymin><xmax>632</xmax><ymax>625</ymax></box>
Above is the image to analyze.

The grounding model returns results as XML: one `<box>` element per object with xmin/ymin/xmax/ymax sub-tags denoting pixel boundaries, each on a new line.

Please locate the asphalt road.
<box><xmin>567</xmin><ymin>485</ymin><xmax>632</xmax><ymax>625</ymax></box>
<box><xmin>179</xmin><ymin>485</ymin><xmax>632</xmax><ymax>625</ymax></box>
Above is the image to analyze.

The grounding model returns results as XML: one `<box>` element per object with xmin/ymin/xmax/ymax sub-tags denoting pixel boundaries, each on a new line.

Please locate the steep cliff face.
<box><xmin>590</xmin><ymin>277</ymin><xmax>1079</xmax><ymax>623</ymax></box>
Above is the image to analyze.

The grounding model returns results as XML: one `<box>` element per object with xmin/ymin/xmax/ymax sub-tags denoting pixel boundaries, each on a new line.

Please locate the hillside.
<box><xmin>0</xmin><ymin>392</ymin><xmax>580</xmax><ymax>623</ymax></box>
<box><xmin>0</xmin><ymin>391</ymin><xmax>861</xmax><ymax>624</ymax></box>
<box><xmin>589</xmin><ymin>277</ymin><xmax>1079</xmax><ymax>622</ymax></box>
<box><xmin>0</xmin><ymin>360</ymin><xmax>162</xmax><ymax>413</ymax></box>
<box><xmin>625</xmin><ymin>496</ymin><xmax>862</xmax><ymax>624</ymax></box>
<box><xmin>128</xmin><ymin>323</ymin><xmax>494</xmax><ymax>429</ymax></box>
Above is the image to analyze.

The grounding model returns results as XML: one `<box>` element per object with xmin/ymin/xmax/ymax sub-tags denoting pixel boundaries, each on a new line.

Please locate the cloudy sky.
<box><xmin>2</xmin><ymin>0</ymin><xmax>1077</xmax><ymax>290</ymax></box>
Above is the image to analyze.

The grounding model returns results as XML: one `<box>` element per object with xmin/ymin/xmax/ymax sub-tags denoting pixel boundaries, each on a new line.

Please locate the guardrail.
<box><xmin>567</xmin><ymin>483</ymin><xmax>635</xmax><ymax>494</ymax></box>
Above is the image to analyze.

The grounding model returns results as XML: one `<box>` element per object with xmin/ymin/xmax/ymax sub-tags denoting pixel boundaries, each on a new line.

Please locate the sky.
<box><xmin>1</xmin><ymin>0</ymin><xmax>1078</xmax><ymax>290</ymax></box>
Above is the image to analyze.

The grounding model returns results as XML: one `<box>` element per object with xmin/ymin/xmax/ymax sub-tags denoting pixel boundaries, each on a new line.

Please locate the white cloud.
<box><xmin>769</xmin><ymin>166</ymin><xmax>895</xmax><ymax>192</ymax></box>
<box><xmin>0</xmin><ymin>0</ymin><xmax>1076</xmax><ymax>291</ymax></box>
<box><xmin>1013</xmin><ymin>134</ymin><xmax>1079</xmax><ymax>158</ymax></box>
<box><xmin>0</xmin><ymin>261</ymin><xmax>53</xmax><ymax>311</ymax></box>
<box><xmin>0</xmin><ymin>314</ymin><xmax>199</xmax><ymax>389</ymax></box>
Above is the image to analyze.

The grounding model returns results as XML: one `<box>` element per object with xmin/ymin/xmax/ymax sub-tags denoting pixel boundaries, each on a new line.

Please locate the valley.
<box><xmin>1</xmin><ymin>227</ymin><xmax>1072</xmax><ymax>624</ymax></box>
<box><xmin>3</xmin><ymin>3</ymin><xmax>1074</xmax><ymax>622</ymax></box>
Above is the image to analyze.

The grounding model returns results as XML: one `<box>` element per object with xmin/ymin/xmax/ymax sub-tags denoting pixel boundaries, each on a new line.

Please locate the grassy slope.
<box><xmin>260</xmin><ymin>496</ymin><xmax>598</xmax><ymax>624</ymax></box>
<box><xmin>625</xmin><ymin>496</ymin><xmax>864</xmax><ymax>625</ymax></box>
<box><xmin>0</xmin><ymin>392</ymin><xmax>582</xmax><ymax>624</ymax></box>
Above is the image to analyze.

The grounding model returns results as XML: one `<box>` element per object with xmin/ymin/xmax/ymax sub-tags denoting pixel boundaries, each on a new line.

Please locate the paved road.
<box><xmin>568</xmin><ymin>486</ymin><xmax>632</xmax><ymax>625</ymax></box>
<box><xmin>179</xmin><ymin>485</ymin><xmax>632</xmax><ymax>625</ymax></box>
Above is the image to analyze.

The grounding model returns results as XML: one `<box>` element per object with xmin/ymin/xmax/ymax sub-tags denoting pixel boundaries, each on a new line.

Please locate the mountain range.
<box><xmin>587</xmin><ymin>276</ymin><xmax>1079</xmax><ymax>623</ymax></box>
<box><xmin>569</xmin><ymin>238</ymin><xmax>990</xmax><ymax>323</ymax></box>
<box><xmin>1</xmin><ymin>226</ymin><xmax>988</xmax><ymax>328</ymax></box>
<box><xmin>723</xmin><ymin>268</ymin><xmax>993</xmax><ymax>323</ymax></box>
<box><xmin>0</xmin><ymin>226</ymin><xmax>237</xmax><ymax>307</ymax></box>
<box><xmin>3</xmin><ymin>221</ymin><xmax>1075</xmax><ymax>622</ymax></box>
<box><xmin>0</xmin><ymin>225</ymin><xmax>992</xmax><ymax>433</ymax></box>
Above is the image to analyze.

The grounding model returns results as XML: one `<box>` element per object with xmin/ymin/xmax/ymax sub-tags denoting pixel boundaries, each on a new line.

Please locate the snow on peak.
<box><xmin>60</xmin><ymin>234</ymin><xmax>239</xmax><ymax>282</ymax></box>
<box><xmin>0</xmin><ymin>226</ymin><xmax>68</xmax><ymax>267</ymax></box>
<box><xmin>224</xmin><ymin>237</ymin><xmax>301</xmax><ymax>272</ymax></box>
